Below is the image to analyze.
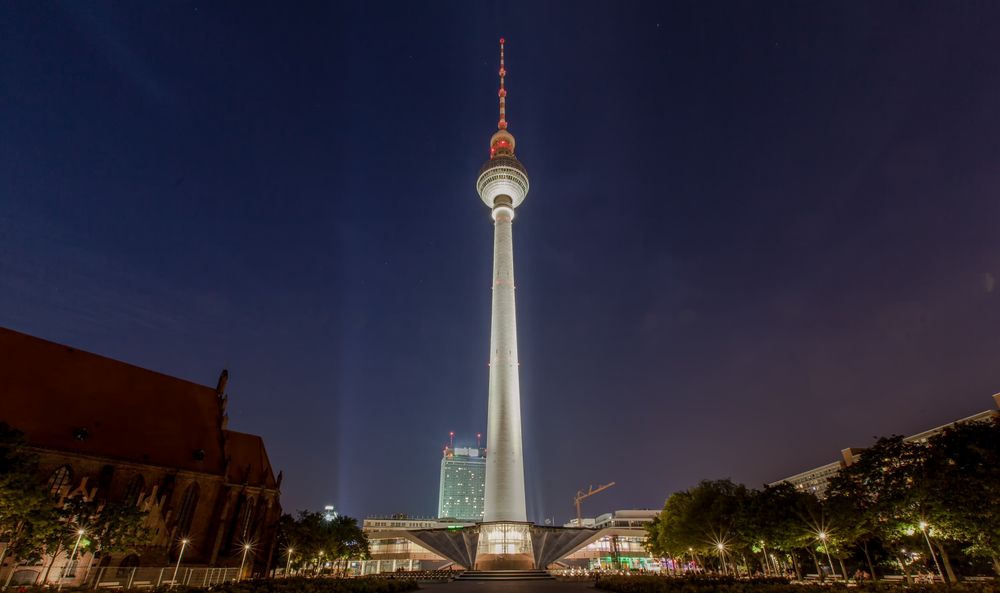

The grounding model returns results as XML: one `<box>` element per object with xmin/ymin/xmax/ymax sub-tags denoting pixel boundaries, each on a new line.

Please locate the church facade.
<box><xmin>0</xmin><ymin>327</ymin><xmax>282</xmax><ymax>585</ymax></box>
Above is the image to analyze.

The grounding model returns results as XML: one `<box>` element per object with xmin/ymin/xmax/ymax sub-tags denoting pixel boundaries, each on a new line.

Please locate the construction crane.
<box><xmin>573</xmin><ymin>482</ymin><xmax>615</xmax><ymax>528</ymax></box>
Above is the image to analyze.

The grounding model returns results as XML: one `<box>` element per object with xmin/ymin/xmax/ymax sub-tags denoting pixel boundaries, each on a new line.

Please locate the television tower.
<box><xmin>477</xmin><ymin>38</ymin><xmax>530</xmax><ymax>523</ymax></box>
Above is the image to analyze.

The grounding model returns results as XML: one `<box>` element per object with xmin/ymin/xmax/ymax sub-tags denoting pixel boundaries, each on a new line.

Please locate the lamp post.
<box><xmin>819</xmin><ymin>533</ymin><xmax>836</xmax><ymax>582</ymax></box>
<box><xmin>285</xmin><ymin>548</ymin><xmax>293</xmax><ymax>578</ymax></box>
<box><xmin>717</xmin><ymin>543</ymin><xmax>728</xmax><ymax>576</ymax></box>
<box><xmin>172</xmin><ymin>539</ymin><xmax>188</xmax><ymax>583</ymax></box>
<box><xmin>919</xmin><ymin>523</ymin><xmax>944</xmax><ymax>582</ymax></box>
<box><xmin>57</xmin><ymin>529</ymin><xmax>86</xmax><ymax>591</ymax></box>
<box><xmin>239</xmin><ymin>544</ymin><xmax>252</xmax><ymax>581</ymax></box>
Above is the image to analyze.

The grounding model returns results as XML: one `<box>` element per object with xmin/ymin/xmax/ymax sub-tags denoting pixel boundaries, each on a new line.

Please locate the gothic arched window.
<box><xmin>174</xmin><ymin>484</ymin><xmax>199</xmax><ymax>537</ymax></box>
<box><xmin>47</xmin><ymin>466</ymin><xmax>72</xmax><ymax>496</ymax></box>
<box><xmin>123</xmin><ymin>474</ymin><xmax>145</xmax><ymax>504</ymax></box>
<box><xmin>116</xmin><ymin>554</ymin><xmax>140</xmax><ymax>577</ymax></box>
<box><xmin>241</xmin><ymin>498</ymin><xmax>256</xmax><ymax>539</ymax></box>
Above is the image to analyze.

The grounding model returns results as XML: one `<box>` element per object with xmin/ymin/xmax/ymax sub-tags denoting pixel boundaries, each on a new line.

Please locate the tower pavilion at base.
<box><xmin>360</xmin><ymin>510</ymin><xmax>660</xmax><ymax>574</ymax></box>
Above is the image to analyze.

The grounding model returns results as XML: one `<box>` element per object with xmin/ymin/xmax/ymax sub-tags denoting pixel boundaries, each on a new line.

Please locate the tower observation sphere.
<box><xmin>478</xmin><ymin>38</ymin><xmax>529</xmax><ymax>524</ymax></box>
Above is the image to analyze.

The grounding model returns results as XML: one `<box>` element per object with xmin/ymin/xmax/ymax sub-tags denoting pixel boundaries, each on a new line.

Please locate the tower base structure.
<box><xmin>400</xmin><ymin>522</ymin><xmax>602</xmax><ymax>572</ymax></box>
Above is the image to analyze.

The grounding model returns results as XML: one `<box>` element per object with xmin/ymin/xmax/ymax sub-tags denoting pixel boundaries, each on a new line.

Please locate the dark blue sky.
<box><xmin>3</xmin><ymin>1</ymin><xmax>1000</xmax><ymax>523</ymax></box>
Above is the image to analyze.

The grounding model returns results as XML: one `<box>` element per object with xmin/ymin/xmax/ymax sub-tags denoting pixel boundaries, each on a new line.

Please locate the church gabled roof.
<box><xmin>0</xmin><ymin>326</ymin><xmax>226</xmax><ymax>474</ymax></box>
<box><xmin>224</xmin><ymin>430</ymin><xmax>278</xmax><ymax>489</ymax></box>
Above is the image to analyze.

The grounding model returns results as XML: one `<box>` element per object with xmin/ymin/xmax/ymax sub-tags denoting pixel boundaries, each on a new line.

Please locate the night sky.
<box><xmin>3</xmin><ymin>2</ymin><xmax>1000</xmax><ymax>524</ymax></box>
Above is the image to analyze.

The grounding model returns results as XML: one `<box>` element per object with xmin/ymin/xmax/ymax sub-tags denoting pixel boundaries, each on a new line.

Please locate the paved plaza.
<box><xmin>420</xmin><ymin>581</ymin><xmax>598</xmax><ymax>592</ymax></box>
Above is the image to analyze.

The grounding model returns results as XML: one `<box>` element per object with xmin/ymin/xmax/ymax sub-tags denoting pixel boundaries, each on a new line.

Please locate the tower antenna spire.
<box><xmin>498</xmin><ymin>38</ymin><xmax>507</xmax><ymax>130</ymax></box>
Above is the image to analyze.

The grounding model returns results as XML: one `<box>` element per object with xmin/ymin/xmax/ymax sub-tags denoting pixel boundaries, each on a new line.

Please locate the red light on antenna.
<box><xmin>478</xmin><ymin>434</ymin><xmax>481</xmax><ymax>438</ymax></box>
<box><xmin>450</xmin><ymin>432</ymin><xmax>454</xmax><ymax>436</ymax></box>
<box><xmin>500</xmin><ymin>38</ymin><xmax>504</xmax><ymax>44</ymax></box>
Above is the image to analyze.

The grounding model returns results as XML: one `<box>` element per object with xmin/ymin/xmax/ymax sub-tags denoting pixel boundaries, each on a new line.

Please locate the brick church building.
<box><xmin>0</xmin><ymin>327</ymin><xmax>282</xmax><ymax>584</ymax></box>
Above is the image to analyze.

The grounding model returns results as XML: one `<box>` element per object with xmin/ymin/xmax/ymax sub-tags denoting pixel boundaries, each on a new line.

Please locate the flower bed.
<box><xmin>594</xmin><ymin>575</ymin><xmax>1000</xmax><ymax>593</ymax></box>
<box><xmin>13</xmin><ymin>576</ymin><xmax>419</xmax><ymax>593</ymax></box>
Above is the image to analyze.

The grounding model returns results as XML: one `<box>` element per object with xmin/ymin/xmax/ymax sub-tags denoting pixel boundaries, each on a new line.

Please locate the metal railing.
<box><xmin>86</xmin><ymin>567</ymin><xmax>243</xmax><ymax>589</ymax></box>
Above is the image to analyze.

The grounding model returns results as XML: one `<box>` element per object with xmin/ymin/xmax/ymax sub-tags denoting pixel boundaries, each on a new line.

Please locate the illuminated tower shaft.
<box><xmin>477</xmin><ymin>39</ymin><xmax>530</xmax><ymax>523</ymax></box>
<box><xmin>484</xmin><ymin>203</ymin><xmax>526</xmax><ymax>522</ymax></box>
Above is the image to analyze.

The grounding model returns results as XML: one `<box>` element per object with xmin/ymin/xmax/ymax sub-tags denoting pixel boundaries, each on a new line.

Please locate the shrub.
<box><xmin>594</xmin><ymin>576</ymin><xmax>1000</xmax><ymax>593</ymax></box>
<box><xmin>12</xmin><ymin>576</ymin><xmax>419</xmax><ymax>593</ymax></box>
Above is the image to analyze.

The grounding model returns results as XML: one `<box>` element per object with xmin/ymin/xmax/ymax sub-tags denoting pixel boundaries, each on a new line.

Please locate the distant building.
<box><xmin>437</xmin><ymin>447</ymin><xmax>486</xmax><ymax>521</ymax></box>
<box><xmin>776</xmin><ymin>461</ymin><xmax>843</xmax><ymax>497</ymax></box>
<box><xmin>592</xmin><ymin>509</ymin><xmax>659</xmax><ymax>529</ymax></box>
<box><xmin>0</xmin><ymin>327</ymin><xmax>282</xmax><ymax>585</ymax></box>
<box><xmin>360</xmin><ymin>515</ymin><xmax>475</xmax><ymax>574</ymax></box>
<box><xmin>563</xmin><ymin>510</ymin><xmax>658</xmax><ymax>530</ymax></box>
<box><xmin>558</xmin><ymin>510</ymin><xmax>660</xmax><ymax>570</ymax></box>
<box><xmin>363</xmin><ymin>514</ymin><xmax>470</xmax><ymax>531</ymax></box>
<box><xmin>771</xmin><ymin>394</ymin><xmax>1000</xmax><ymax>497</ymax></box>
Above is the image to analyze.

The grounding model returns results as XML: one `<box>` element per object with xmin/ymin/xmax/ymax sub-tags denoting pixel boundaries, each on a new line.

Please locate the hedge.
<box><xmin>594</xmin><ymin>576</ymin><xmax>1000</xmax><ymax>593</ymax></box>
<box><xmin>8</xmin><ymin>576</ymin><xmax>419</xmax><ymax>593</ymax></box>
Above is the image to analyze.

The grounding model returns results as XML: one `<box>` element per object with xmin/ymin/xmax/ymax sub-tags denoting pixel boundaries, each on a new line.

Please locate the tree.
<box><xmin>737</xmin><ymin>482</ymin><xmax>823</xmax><ymax>580</ymax></box>
<box><xmin>827</xmin><ymin>436</ymin><xmax>923</xmax><ymax>583</ymax></box>
<box><xmin>29</xmin><ymin>491</ymin><xmax>155</xmax><ymax>585</ymax></box>
<box><xmin>645</xmin><ymin>489</ymin><xmax>697</xmax><ymax>559</ymax></box>
<box><xmin>273</xmin><ymin>513</ymin><xmax>298</xmax><ymax>573</ymax></box>
<box><xmin>328</xmin><ymin>516</ymin><xmax>369</xmax><ymax>575</ymax></box>
<box><xmin>919</xmin><ymin>418</ymin><xmax>1000</xmax><ymax>576</ymax></box>
<box><xmin>0</xmin><ymin>423</ymin><xmax>64</xmax><ymax>579</ymax></box>
<box><xmin>645</xmin><ymin>479</ymin><xmax>748</xmax><ymax>573</ymax></box>
<box><xmin>60</xmin><ymin>497</ymin><xmax>153</xmax><ymax>557</ymax></box>
<box><xmin>783</xmin><ymin>490</ymin><xmax>839</xmax><ymax>582</ymax></box>
<box><xmin>275</xmin><ymin>510</ymin><xmax>370</xmax><ymax>576</ymax></box>
<box><xmin>824</xmin><ymin>490</ymin><xmax>881</xmax><ymax>580</ymax></box>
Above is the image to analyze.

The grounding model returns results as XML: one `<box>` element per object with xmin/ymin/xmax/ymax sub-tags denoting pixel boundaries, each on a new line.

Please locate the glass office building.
<box><xmin>437</xmin><ymin>447</ymin><xmax>486</xmax><ymax>521</ymax></box>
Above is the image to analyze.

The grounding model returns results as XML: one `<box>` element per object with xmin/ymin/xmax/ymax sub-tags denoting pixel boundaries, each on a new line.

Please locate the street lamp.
<box><xmin>717</xmin><ymin>543</ymin><xmax>729</xmax><ymax>576</ymax></box>
<box><xmin>239</xmin><ymin>544</ymin><xmax>252</xmax><ymax>580</ymax></box>
<box><xmin>57</xmin><ymin>529</ymin><xmax>86</xmax><ymax>591</ymax></box>
<box><xmin>919</xmin><ymin>522</ymin><xmax>944</xmax><ymax>581</ymax></box>
<box><xmin>173</xmin><ymin>539</ymin><xmax>189</xmax><ymax>582</ymax></box>
<box><xmin>819</xmin><ymin>532</ymin><xmax>836</xmax><ymax>581</ymax></box>
<box><xmin>285</xmin><ymin>548</ymin><xmax>294</xmax><ymax>578</ymax></box>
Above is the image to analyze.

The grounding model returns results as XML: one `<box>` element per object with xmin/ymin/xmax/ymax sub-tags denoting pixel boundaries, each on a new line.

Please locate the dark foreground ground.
<box><xmin>420</xmin><ymin>580</ymin><xmax>595</xmax><ymax>592</ymax></box>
